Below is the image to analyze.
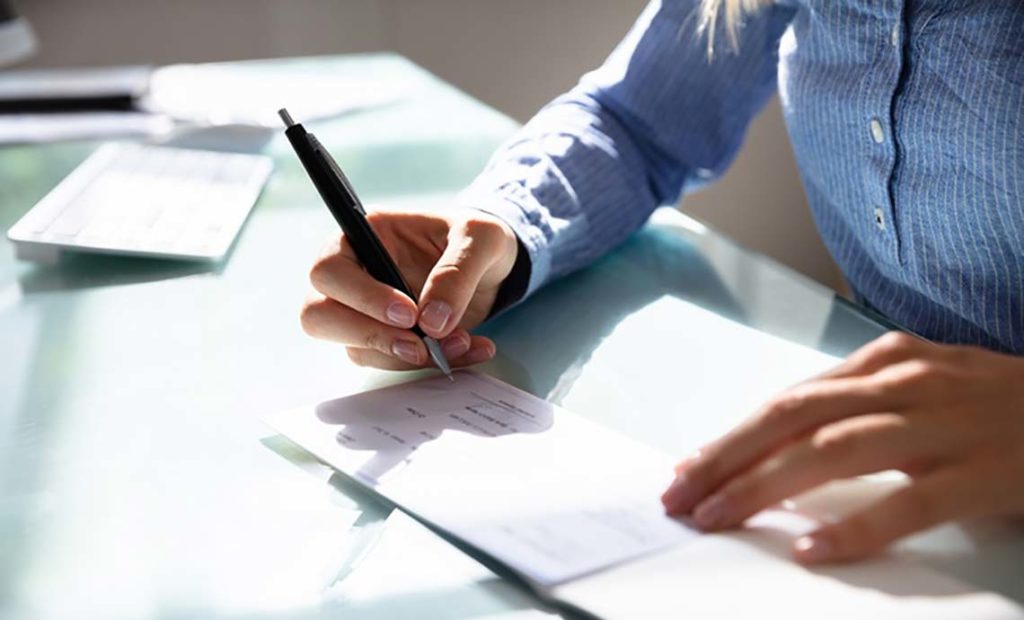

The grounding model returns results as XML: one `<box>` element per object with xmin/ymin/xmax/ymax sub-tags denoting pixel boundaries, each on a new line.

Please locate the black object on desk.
<box><xmin>0</xmin><ymin>66</ymin><xmax>150</xmax><ymax>113</ymax></box>
<box><xmin>278</xmin><ymin>107</ymin><xmax>454</xmax><ymax>380</ymax></box>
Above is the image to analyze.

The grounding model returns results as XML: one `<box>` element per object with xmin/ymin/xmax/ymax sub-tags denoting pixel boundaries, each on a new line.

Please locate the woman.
<box><xmin>300</xmin><ymin>0</ymin><xmax>1024</xmax><ymax>564</ymax></box>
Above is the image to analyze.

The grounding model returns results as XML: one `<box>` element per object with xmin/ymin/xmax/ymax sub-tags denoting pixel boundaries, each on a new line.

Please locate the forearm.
<box><xmin>463</xmin><ymin>0</ymin><xmax>795</xmax><ymax>301</ymax></box>
<box><xmin>464</xmin><ymin>90</ymin><xmax>666</xmax><ymax>299</ymax></box>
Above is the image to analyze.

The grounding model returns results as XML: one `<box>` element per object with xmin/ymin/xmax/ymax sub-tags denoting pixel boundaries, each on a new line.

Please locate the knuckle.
<box><xmin>459</xmin><ymin>216</ymin><xmax>489</xmax><ymax>237</ymax></box>
<box><xmin>886</xmin><ymin>331</ymin><xmax>918</xmax><ymax>347</ymax></box>
<box><xmin>346</xmin><ymin>347</ymin><xmax>369</xmax><ymax>367</ymax></box>
<box><xmin>759</xmin><ymin>403</ymin><xmax>790</xmax><ymax>429</ymax></box>
<box><xmin>361</xmin><ymin>331</ymin><xmax>386</xmax><ymax>353</ymax></box>
<box><xmin>456</xmin><ymin>214</ymin><xmax>511</xmax><ymax>255</ymax></box>
<box><xmin>811</xmin><ymin>426</ymin><xmax>860</xmax><ymax>460</ymax></box>
<box><xmin>459</xmin><ymin>213</ymin><xmax>501</xmax><ymax>237</ymax></box>
<box><xmin>879</xmin><ymin>359</ymin><xmax>940</xmax><ymax>391</ymax></box>
<box><xmin>868</xmin><ymin>331</ymin><xmax>918</xmax><ymax>359</ymax></box>
<box><xmin>761</xmin><ymin>387</ymin><xmax>813</xmax><ymax>428</ymax></box>
<box><xmin>430</xmin><ymin>262</ymin><xmax>468</xmax><ymax>291</ymax></box>
<box><xmin>365</xmin><ymin>211</ymin><xmax>388</xmax><ymax>227</ymax></box>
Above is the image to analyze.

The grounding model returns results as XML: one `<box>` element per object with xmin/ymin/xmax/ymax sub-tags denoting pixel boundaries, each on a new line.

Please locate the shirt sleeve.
<box><xmin>460</xmin><ymin>0</ymin><xmax>796</xmax><ymax>301</ymax></box>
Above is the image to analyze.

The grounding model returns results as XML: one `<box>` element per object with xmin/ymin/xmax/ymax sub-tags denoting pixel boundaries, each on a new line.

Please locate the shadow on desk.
<box><xmin>479</xmin><ymin>224</ymin><xmax>745</xmax><ymax>402</ymax></box>
<box><xmin>16</xmin><ymin>252</ymin><xmax>220</xmax><ymax>294</ymax></box>
<box><xmin>478</xmin><ymin>219</ymin><xmax>893</xmax><ymax>402</ymax></box>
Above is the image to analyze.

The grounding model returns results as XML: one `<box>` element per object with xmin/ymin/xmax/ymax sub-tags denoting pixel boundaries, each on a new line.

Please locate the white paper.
<box><xmin>142</xmin><ymin>63</ymin><xmax>407</xmax><ymax>127</ymax></box>
<box><xmin>556</xmin><ymin>294</ymin><xmax>847</xmax><ymax>458</ymax></box>
<box><xmin>0</xmin><ymin>112</ymin><xmax>173</xmax><ymax>145</ymax></box>
<box><xmin>553</xmin><ymin>506</ymin><xmax>1024</xmax><ymax>620</ymax></box>
<box><xmin>266</xmin><ymin>370</ymin><xmax>698</xmax><ymax>588</ymax></box>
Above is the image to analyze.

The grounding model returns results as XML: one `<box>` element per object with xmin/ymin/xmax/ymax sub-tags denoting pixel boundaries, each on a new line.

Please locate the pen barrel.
<box><xmin>285</xmin><ymin>124</ymin><xmax>420</xmax><ymax>303</ymax></box>
<box><xmin>283</xmin><ymin>119</ymin><xmax>451</xmax><ymax>375</ymax></box>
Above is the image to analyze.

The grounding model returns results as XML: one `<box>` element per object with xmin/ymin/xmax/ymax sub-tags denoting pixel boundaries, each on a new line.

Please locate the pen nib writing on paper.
<box><xmin>423</xmin><ymin>337</ymin><xmax>455</xmax><ymax>382</ymax></box>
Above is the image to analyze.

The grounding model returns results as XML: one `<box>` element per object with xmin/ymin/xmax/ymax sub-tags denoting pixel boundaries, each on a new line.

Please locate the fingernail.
<box><xmin>794</xmin><ymin>534</ymin><xmax>833</xmax><ymax>563</ymax></box>
<box><xmin>661</xmin><ymin>474</ymin><xmax>695</xmax><ymax>514</ymax></box>
<box><xmin>442</xmin><ymin>333</ymin><xmax>470</xmax><ymax>358</ymax></box>
<box><xmin>386</xmin><ymin>302</ymin><xmax>416</xmax><ymax>328</ymax></box>
<box><xmin>464</xmin><ymin>343</ymin><xmax>494</xmax><ymax>364</ymax></box>
<box><xmin>693</xmin><ymin>495</ymin><xmax>726</xmax><ymax>530</ymax></box>
<box><xmin>391</xmin><ymin>340</ymin><xmax>421</xmax><ymax>364</ymax></box>
<box><xmin>420</xmin><ymin>301</ymin><xmax>452</xmax><ymax>334</ymax></box>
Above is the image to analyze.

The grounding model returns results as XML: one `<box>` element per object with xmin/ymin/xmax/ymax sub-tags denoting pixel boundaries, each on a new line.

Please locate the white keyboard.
<box><xmin>7</xmin><ymin>142</ymin><xmax>273</xmax><ymax>262</ymax></box>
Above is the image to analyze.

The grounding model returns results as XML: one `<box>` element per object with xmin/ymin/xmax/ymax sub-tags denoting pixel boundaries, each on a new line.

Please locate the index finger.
<box><xmin>309</xmin><ymin>235</ymin><xmax>419</xmax><ymax>329</ymax></box>
<box><xmin>663</xmin><ymin>377</ymin><xmax>895</xmax><ymax>515</ymax></box>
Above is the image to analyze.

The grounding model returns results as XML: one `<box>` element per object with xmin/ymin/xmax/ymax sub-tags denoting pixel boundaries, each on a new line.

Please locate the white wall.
<box><xmin>14</xmin><ymin>0</ymin><xmax>843</xmax><ymax>290</ymax></box>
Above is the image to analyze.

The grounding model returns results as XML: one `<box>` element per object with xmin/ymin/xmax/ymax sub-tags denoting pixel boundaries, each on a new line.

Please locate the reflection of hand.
<box><xmin>661</xmin><ymin>332</ymin><xmax>1024</xmax><ymax>564</ymax></box>
<box><xmin>300</xmin><ymin>208</ymin><xmax>518</xmax><ymax>369</ymax></box>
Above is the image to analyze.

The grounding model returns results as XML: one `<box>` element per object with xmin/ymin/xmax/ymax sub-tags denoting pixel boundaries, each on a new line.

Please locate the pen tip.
<box><xmin>278</xmin><ymin>108</ymin><xmax>295</xmax><ymax>128</ymax></box>
<box><xmin>422</xmin><ymin>337</ymin><xmax>454</xmax><ymax>382</ymax></box>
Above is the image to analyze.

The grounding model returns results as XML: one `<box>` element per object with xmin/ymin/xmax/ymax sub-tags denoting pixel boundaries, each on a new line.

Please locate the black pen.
<box><xmin>279</xmin><ymin>107</ymin><xmax>454</xmax><ymax>381</ymax></box>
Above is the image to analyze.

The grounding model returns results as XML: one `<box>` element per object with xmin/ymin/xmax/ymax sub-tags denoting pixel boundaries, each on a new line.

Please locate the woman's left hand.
<box><xmin>660</xmin><ymin>331</ymin><xmax>1024</xmax><ymax>564</ymax></box>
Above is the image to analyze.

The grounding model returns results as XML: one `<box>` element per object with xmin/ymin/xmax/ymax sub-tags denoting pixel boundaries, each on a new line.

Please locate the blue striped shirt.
<box><xmin>463</xmin><ymin>0</ymin><xmax>1024</xmax><ymax>354</ymax></box>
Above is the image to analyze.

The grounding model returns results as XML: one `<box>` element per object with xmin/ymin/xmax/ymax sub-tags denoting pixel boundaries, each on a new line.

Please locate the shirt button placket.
<box><xmin>878</xmin><ymin>2</ymin><xmax>906</xmax><ymax>262</ymax></box>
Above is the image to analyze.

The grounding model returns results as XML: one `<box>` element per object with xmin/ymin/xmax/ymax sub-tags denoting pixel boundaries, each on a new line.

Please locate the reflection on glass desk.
<box><xmin>1</xmin><ymin>54</ymin><xmax>1021</xmax><ymax>620</ymax></box>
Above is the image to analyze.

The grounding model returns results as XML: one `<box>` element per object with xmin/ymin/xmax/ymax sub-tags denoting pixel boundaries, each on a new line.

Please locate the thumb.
<box><xmin>417</xmin><ymin>217</ymin><xmax>509</xmax><ymax>338</ymax></box>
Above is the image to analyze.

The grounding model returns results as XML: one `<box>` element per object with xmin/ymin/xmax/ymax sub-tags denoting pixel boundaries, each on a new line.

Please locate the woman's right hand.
<box><xmin>300</xmin><ymin>208</ymin><xmax>520</xmax><ymax>370</ymax></box>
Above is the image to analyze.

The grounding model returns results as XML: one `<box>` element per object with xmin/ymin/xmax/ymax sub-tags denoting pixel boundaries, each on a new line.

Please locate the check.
<box><xmin>266</xmin><ymin>370</ymin><xmax>697</xmax><ymax>587</ymax></box>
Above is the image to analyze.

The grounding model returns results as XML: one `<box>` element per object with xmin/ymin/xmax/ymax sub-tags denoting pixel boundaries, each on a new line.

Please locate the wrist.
<box><xmin>488</xmin><ymin>231</ymin><xmax>532</xmax><ymax>318</ymax></box>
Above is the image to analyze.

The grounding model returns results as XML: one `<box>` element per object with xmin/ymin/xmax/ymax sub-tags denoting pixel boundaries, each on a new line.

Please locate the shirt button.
<box><xmin>869</xmin><ymin>118</ymin><xmax>885</xmax><ymax>144</ymax></box>
<box><xmin>874</xmin><ymin>208</ymin><xmax>886</xmax><ymax>231</ymax></box>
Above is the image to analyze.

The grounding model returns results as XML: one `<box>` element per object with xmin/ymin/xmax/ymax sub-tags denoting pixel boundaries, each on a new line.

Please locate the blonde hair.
<box><xmin>699</xmin><ymin>0</ymin><xmax>773</xmax><ymax>53</ymax></box>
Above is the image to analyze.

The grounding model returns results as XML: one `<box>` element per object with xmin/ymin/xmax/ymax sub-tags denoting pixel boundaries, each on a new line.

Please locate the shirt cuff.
<box><xmin>486</xmin><ymin>233</ymin><xmax>531</xmax><ymax>319</ymax></box>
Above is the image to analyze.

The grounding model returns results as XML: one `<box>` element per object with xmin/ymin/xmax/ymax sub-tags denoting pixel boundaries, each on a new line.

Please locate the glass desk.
<box><xmin>1</xmin><ymin>54</ymin><xmax>1021</xmax><ymax>619</ymax></box>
